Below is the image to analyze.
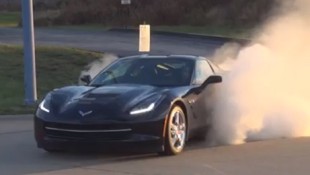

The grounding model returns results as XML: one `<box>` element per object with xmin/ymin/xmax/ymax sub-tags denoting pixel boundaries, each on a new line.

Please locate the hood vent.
<box><xmin>87</xmin><ymin>93</ymin><xmax>119</xmax><ymax>98</ymax></box>
<box><xmin>78</xmin><ymin>93</ymin><xmax>120</xmax><ymax>104</ymax></box>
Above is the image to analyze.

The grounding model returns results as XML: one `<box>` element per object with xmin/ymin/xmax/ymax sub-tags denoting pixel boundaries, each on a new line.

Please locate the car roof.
<box><xmin>119</xmin><ymin>54</ymin><xmax>206</xmax><ymax>61</ymax></box>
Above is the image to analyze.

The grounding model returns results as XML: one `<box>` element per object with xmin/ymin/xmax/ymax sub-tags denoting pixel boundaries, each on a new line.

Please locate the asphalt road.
<box><xmin>0</xmin><ymin>27</ymin><xmax>224</xmax><ymax>56</ymax></box>
<box><xmin>1</xmin><ymin>27</ymin><xmax>310</xmax><ymax>175</ymax></box>
<box><xmin>1</xmin><ymin>115</ymin><xmax>310</xmax><ymax>175</ymax></box>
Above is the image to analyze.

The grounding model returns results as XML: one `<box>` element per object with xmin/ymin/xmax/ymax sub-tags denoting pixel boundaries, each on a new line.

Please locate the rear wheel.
<box><xmin>162</xmin><ymin>106</ymin><xmax>187</xmax><ymax>155</ymax></box>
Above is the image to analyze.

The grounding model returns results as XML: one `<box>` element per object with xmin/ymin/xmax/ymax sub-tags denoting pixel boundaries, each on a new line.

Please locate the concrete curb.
<box><xmin>0</xmin><ymin>114</ymin><xmax>33</xmax><ymax>119</ymax></box>
<box><xmin>108</xmin><ymin>28</ymin><xmax>250</xmax><ymax>45</ymax></box>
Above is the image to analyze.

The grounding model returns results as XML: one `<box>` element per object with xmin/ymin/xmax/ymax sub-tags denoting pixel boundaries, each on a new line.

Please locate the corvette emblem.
<box><xmin>79</xmin><ymin>110</ymin><xmax>93</xmax><ymax>117</ymax></box>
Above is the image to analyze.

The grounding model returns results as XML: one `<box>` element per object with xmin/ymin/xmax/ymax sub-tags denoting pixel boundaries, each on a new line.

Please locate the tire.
<box><xmin>162</xmin><ymin>105</ymin><xmax>187</xmax><ymax>155</ymax></box>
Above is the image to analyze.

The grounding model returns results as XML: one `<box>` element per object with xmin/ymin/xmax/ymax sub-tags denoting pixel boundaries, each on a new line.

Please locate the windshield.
<box><xmin>90</xmin><ymin>58</ymin><xmax>194</xmax><ymax>87</ymax></box>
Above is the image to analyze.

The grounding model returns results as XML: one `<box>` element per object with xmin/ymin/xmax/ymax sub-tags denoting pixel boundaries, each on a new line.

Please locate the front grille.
<box><xmin>45</xmin><ymin>122</ymin><xmax>128</xmax><ymax>130</ymax></box>
<box><xmin>44</xmin><ymin>123</ymin><xmax>132</xmax><ymax>141</ymax></box>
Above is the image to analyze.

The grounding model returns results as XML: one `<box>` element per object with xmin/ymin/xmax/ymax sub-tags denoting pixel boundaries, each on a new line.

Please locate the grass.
<box><xmin>152</xmin><ymin>25</ymin><xmax>253</xmax><ymax>39</ymax></box>
<box><xmin>0</xmin><ymin>45</ymin><xmax>102</xmax><ymax>114</ymax></box>
<box><xmin>43</xmin><ymin>24</ymin><xmax>252</xmax><ymax>39</ymax></box>
<box><xmin>56</xmin><ymin>25</ymin><xmax>252</xmax><ymax>39</ymax></box>
<box><xmin>0</xmin><ymin>12</ymin><xmax>20</xmax><ymax>27</ymax></box>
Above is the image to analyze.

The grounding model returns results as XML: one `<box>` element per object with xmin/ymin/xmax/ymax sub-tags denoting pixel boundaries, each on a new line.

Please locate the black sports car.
<box><xmin>35</xmin><ymin>55</ymin><xmax>222</xmax><ymax>155</ymax></box>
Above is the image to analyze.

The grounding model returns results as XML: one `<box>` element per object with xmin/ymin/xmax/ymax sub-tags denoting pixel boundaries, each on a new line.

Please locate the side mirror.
<box><xmin>201</xmin><ymin>75</ymin><xmax>222</xmax><ymax>88</ymax></box>
<box><xmin>195</xmin><ymin>75</ymin><xmax>222</xmax><ymax>94</ymax></box>
<box><xmin>80</xmin><ymin>75</ymin><xmax>91</xmax><ymax>85</ymax></box>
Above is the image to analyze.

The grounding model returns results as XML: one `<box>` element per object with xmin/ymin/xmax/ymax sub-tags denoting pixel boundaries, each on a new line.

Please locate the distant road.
<box><xmin>0</xmin><ymin>27</ymin><xmax>225</xmax><ymax>56</ymax></box>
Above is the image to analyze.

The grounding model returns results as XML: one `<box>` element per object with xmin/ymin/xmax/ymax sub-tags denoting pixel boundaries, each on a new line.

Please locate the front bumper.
<box><xmin>34</xmin><ymin>117</ymin><xmax>165</xmax><ymax>152</ymax></box>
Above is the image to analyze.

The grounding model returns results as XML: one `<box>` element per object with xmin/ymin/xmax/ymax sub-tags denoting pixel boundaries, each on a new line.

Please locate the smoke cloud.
<box><xmin>210</xmin><ymin>0</ymin><xmax>310</xmax><ymax>145</ymax></box>
<box><xmin>79</xmin><ymin>53</ymin><xmax>118</xmax><ymax>85</ymax></box>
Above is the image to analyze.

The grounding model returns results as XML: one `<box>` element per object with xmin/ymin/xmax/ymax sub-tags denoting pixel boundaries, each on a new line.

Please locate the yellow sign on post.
<box><xmin>139</xmin><ymin>24</ymin><xmax>151</xmax><ymax>52</ymax></box>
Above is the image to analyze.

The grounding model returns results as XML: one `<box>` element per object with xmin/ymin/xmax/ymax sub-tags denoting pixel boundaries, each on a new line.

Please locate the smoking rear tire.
<box><xmin>162</xmin><ymin>105</ymin><xmax>187</xmax><ymax>155</ymax></box>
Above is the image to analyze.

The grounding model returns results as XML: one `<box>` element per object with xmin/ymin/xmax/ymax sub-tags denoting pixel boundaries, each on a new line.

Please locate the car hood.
<box><xmin>48</xmin><ymin>84</ymin><xmax>168</xmax><ymax>120</ymax></box>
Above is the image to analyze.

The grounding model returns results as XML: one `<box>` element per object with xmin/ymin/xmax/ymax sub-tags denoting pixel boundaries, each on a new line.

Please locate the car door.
<box><xmin>188</xmin><ymin>59</ymin><xmax>215</xmax><ymax>129</ymax></box>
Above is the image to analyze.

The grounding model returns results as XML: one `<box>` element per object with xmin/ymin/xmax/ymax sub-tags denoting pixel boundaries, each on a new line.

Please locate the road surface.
<box><xmin>0</xmin><ymin>27</ymin><xmax>225</xmax><ymax>56</ymax></box>
<box><xmin>1</xmin><ymin>115</ymin><xmax>310</xmax><ymax>175</ymax></box>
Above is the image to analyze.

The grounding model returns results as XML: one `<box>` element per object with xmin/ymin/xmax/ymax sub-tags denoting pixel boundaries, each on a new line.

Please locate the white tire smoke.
<box><xmin>79</xmin><ymin>53</ymin><xmax>118</xmax><ymax>85</ymax></box>
<box><xmin>210</xmin><ymin>0</ymin><xmax>310</xmax><ymax>145</ymax></box>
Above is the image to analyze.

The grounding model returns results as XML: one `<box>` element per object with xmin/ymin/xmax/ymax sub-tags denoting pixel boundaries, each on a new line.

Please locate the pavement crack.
<box><xmin>82</xmin><ymin>167</ymin><xmax>145</xmax><ymax>175</ymax></box>
<box><xmin>203</xmin><ymin>163</ymin><xmax>233</xmax><ymax>175</ymax></box>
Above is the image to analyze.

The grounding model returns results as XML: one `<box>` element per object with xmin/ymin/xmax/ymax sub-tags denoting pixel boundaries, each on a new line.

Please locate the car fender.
<box><xmin>167</xmin><ymin>98</ymin><xmax>195</xmax><ymax>141</ymax></box>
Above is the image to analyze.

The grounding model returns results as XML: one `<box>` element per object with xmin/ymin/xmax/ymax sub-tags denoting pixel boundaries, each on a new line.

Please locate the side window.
<box><xmin>193</xmin><ymin>60</ymin><xmax>214</xmax><ymax>85</ymax></box>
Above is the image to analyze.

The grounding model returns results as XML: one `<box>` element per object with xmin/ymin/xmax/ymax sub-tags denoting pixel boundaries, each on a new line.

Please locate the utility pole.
<box><xmin>121</xmin><ymin>0</ymin><xmax>131</xmax><ymax>28</ymax></box>
<box><xmin>22</xmin><ymin>0</ymin><xmax>37</xmax><ymax>105</ymax></box>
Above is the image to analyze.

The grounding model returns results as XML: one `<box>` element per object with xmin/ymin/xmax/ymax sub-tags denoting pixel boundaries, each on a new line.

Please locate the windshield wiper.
<box><xmin>89</xmin><ymin>83</ymin><xmax>105</xmax><ymax>87</ymax></box>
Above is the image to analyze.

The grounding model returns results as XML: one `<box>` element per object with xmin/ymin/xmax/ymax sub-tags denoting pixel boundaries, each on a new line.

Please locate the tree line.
<box><xmin>0</xmin><ymin>0</ymin><xmax>277</xmax><ymax>27</ymax></box>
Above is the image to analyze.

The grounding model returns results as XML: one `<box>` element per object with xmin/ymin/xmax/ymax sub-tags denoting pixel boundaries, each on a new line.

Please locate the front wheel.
<box><xmin>162</xmin><ymin>105</ymin><xmax>187</xmax><ymax>155</ymax></box>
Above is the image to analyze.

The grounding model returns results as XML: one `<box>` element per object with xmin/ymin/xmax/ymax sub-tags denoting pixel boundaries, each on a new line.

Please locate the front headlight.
<box><xmin>130</xmin><ymin>95</ymin><xmax>163</xmax><ymax>115</ymax></box>
<box><xmin>39</xmin><ymin>94</ymin><xmax>51</xmax><ymax>113</ymax></box>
